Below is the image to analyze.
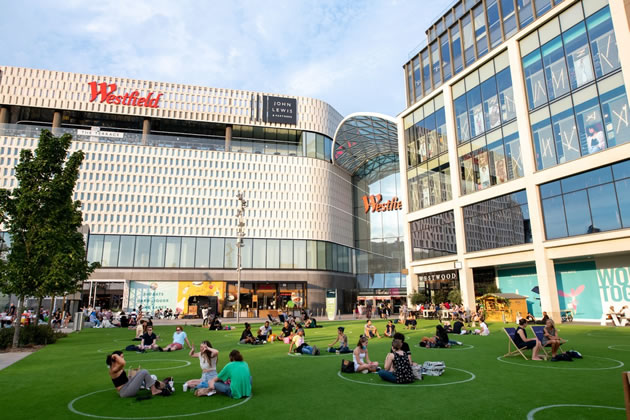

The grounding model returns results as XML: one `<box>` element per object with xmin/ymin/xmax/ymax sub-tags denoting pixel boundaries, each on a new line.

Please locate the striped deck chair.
<box><xmin>530</xmin><ymin>326</ymin><xmax>564</xmax><ymax>358</ymax></box>
<box><xmin>503</xmin><ymin>327</ymin><xmax>529</xmax><ymax>360</ymax></box>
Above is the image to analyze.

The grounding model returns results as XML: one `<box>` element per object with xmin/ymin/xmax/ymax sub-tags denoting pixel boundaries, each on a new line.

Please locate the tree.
<box><xmin>447</xmin><ymin>289</ymin><xmax>462</xmax><ymax>305</ymax></box>
<box><xmin>409</xmin><ymin>291</ymin><xmax>427</xmax><ymax>306</ymax></box>
<box><xmin>0</xmin><ymin>130</ymin><xmax>98</xmax><ymax>348</ymax></box>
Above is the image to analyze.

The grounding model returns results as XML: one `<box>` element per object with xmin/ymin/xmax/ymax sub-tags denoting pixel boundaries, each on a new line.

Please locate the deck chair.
<box><xmin>622</xmin><ymin>372</ymin><xmax>630</xmax><ymax>416</ymax></box>
<box><xmin>503</xmin><ymin>327</ymin><xmax>529</xmax><ymax>360</ymax></box>
<box><xmin>530</xmin><ymin>326</ymin><xmax>564</xmax><ymax>357</ymax></box>
<box><xmin>610</xmin><ymin>313</ymin><xmax>628</xmax><ymax>327</ymax></box>
<box><xmin>267</xmin><ymin>314</ymin><xmax>281</xmax><ymax>326</ymax></box>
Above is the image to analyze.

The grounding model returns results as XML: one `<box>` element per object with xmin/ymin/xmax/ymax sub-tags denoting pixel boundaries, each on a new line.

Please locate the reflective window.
<box><xmin>266</xmin><ymin>239</ymin><xmax>279</xmax><ymax>269</ymax></box>
<box><xmin>131</xmin><ymin>236</ymin><xmax>149</xmax><ymax>267</ymax></box>
<box><xmin>294</xmin><ymin>240</ymin><xmax>306</xmax><ymax>269</ymax></box>
<box><xmin>317</xmin><ymin>241</ymin><xmax>326</xmax><ymax>270</ymax></box>
<box><xmin>252</xmin><ymin>238</ymin><xmax>266</xmax><ymax>268</ymax></box>
<box><xmin>535</xmin><ymin>0</ymin><xmax>552</xmax><ymax>17</ymax></box>
<box><xmin>587</xmin><ymin>7</ymin><xmax>620</xmax><ymax>78</ymax></box>
<box><xmin>413</xmin><ymin>57</ymin><xmax>422</xmax><ymax>101</ymax></box>
<box><xmin>501</xmin><ymin>0</ymin><xmax>517</xmax><ymax>37</ymax></box>
<box><xmin>563</xmin><ymin>23</ymin><xmax>594</xmax><ymax>90</ymax></box>
<box><xmin>149</xmin><ymin>236</ymin><xmax>166</xmax><ymax>268</ymax></box>
<box><xmin>440</xmin><ymin>34</ymin><xmax>451</xmax><ymax>81</ymax></box>
<box><xmin>422</xmin><ymin>50</ymin><xmax>431</xmax><ymax>94</ymax></box>
<box><xmin>541</xmin><ymin>160</ymin><xmax>628</xmax><ymax>239</ymax></box>
<box><xmin>542</xmin><ymin>36</ymin><xmax>569</xmax><ymax>101</ymax></box>
<box><xmin>410</xmin><ymin>211</ymin><xmax>457</xmax><ymax>260</ymax></box>
<box><xmin>102</xmin><ymin>235</ymin><xmax>119</xmax><ymax>267</ymax></box>
<box><xmin>474</xmin><ymin>5</ymin><xmax>488</xmax><ymax>57</ymax></box>
<box><xmin>195</xmin><ymin>237</ymin><xmax>210</xmax><ymax>268</ymax></box>
<box><xmin>180</xmin><ymin>237</ymin><xmax>195</xmax><ymax>267</ymax></box>
<box><xmin>165</xmin><ymin>237</ymin><xmax>180</xmax><ymax>268</ymax></box>
<box><xmin>517</xmin><ymin>0</ymin><xmax>534</xmax><ymax>28</ymax></box>
<box><xmin>241</xmin><ymin>238</ymin><xmax>253</xmax><ymax>269</ymax></box>
<box><xmin>464</xmin><ymin>190</ymin><xmax>532</xmax><ymax>252</ymax></box>
<box><xmin>462</xmin><ymin>14</ymin><xmax>475</xmax><ymax>66</ymax></box>
<box><xmin>451</xmin><ymin>24</ymin><xmax>463</xmax><ymax>75</ymax></box>
<box><xmin>523</xmin><ymin>50</ymin><xmax>548</xmax><ymax>110</ymax></box>
<box><xmin>118</xmin><ymin>235</ymin><xmax>135</xmax><ymax>267</ymax></box>
<box><xmin>431</xmin><ymin>41</ymin><xmax>441</xmax><ymax>87</ymax></box>
<box><xmin>224</xmin><ymin>238</ymin><xmax>237</xmax><ymax>269</ymax></box>
<box><xmin>87</xmin><ymin>234</ymin><xmax>104</xmax><ymax>264</ymax></box>
<box><xmin>280</xmin><ymin>240</ymin><xmax>293</xmax><ymax>269</ymax></box>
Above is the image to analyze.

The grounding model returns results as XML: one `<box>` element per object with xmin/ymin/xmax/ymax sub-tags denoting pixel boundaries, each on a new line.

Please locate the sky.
<box><xmin>0</xmin><ymin>0</ymin><xmax>447</xmax><ymax>117</ymax></box>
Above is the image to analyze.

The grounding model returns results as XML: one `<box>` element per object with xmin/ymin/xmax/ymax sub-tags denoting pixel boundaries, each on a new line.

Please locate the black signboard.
<box><xmin>263</xmin><ymin>95</ymin><xmax>297</xmax><ymax>124</ymax></box>
<box><xmin>417</xmin><ymin>270</ymin><xmax>459</xmax><ymax>284</ymax></box>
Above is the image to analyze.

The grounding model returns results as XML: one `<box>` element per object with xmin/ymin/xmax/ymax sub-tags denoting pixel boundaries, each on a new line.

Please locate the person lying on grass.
<box><xmin>106</xmin><ymin>351</ymin><xmax>166</xmax><ymax>397</ymax></box>
<box><xmin>328</xmin><ymin>326</ymin><xmax>351</xmax><ymax>353</ymax></box>
<box><xmin>419</xmin><ymin>325</ymin><xmax>462</xmax><ymax>348</ymax></box>
<box><xmin>183</xmin><ymin>340</ymin><xmax>218</xmax><ymax>392</ymax></box>
<box><xmin>378</xmin><ymin>338</ymin><xmax>415</xmax><ymax>384</ymax></box>
<box><xmin>542</xmin><ymin>319</ymin><xmax>566</xmax><ymax>358</ymax></box>
<box><xmin>164</xmin><ymin>326</ymin><xmax>192</xmax><ymax>352</ymax></box>
<box><xmin>239</xmin><ymin>323</ymin><xmax>257</xmax><ymax>344</ymax></box>
<box><xmin>513</xmin><ymin>318</ymin><xmax>545</xmax><ymax>361</ymax></box>
<box><xmin>203</xmin><ymin>350</ymin><xmax>251</xmax><ymax>399</ymax></box>
<box><xmin>364</xmin><ymin>320</ymin><xmax>381</xmax><ymax>338</ymax></box>
<box><xmin>288</xmin><ymin>328</ymin><xmax>320</xmax><ymax>355</ymax></box>
<box><xmin>139</xmin><ymin>326</ymin><xmax>163</xmax><ymax>352</ymax></box>
<box><xmin>353</xmin><ymin>335</ymin><xmax>379</xmax><ymax>373</ymax></box>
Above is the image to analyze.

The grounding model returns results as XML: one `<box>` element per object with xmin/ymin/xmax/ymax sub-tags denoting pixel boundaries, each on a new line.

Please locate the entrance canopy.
<box><xmin>332</xmin><ymin>113</ymin><xmax>398</xmax><ymax>175</ymax></box>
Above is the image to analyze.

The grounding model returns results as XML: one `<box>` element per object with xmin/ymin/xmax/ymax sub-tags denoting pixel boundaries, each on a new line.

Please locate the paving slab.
<box><xmin>0</xmin><ymin>350</ymin><xmax>34</xmax><ymax>370</ymax></box>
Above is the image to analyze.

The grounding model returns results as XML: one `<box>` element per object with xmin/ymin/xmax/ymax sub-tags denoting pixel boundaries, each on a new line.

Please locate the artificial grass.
<box><xmin>0</xmin><ymin>319</ymin><xmax>628</xmax><ymax>420</ymax></box>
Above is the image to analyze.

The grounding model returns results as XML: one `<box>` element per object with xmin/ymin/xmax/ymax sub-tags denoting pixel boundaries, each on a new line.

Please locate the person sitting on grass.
<box><xmin>419</xmin><ymin>325</ymin><xmax>462</xmax><ymax>348</ymax></box>
<box><xmin>385</xmin><ymin>320</ymin><xmax>396</xmax><ymax>337</ymax></box>
<box><xmin>392</xmin><ymin>332</ymin><xmax>413</xmax><ymax>364</ymax></box>
<box><xmin>405</xmin><ymin>313</ymin><xmax>417</xmax><ymax>330</ymax></box>
<box><xmin>328</xmin><ymin>326</ymin><xmax>351</xmax><ymax>353</ymax></box>
<box><xmin>139</xmin><ymin>326</ymin><xmax>162</xmax><ymax>352</ymax></box>
<box><xmin>206</xmin><ymin>350</ymin><xmax>251</xmax><ymax>399</ymax></box>
<box><xmin>258</xmin><ymin>321</ymin><xmax>272</xmax><ymax>342</ymax></box>
<box><xmin>288</xmin><ymin>328</ymin><xmax>319</xmax><ymax>355</ymax></box>
<box><xmin>364</xmin><ymin>320</ymin><xmax>381</xmax><ymax>338</ymax></box>
<box><xmin>452</xmin><ymin>318</ymin><xmax>467</xmax><ymax>335</ymax></box>
<box><xmin>209</xmin><ymin>315</ymin><xmax>222</xmax><ymax>331</ymax></box>
<box><xmin>280</xmin><ymin>321</ymin><xmax>294</xmax><ymax>344</ymax></box>
<box><xmin>536</xmin><ymin>311</ymin><xmax>550</xmax><ymax>325</ymax></box>
<box><xmin>542</xmin><ymin>319</ymin><xmax>566</xmax><ymax>358</ymax></box>
<box><xmin>107</xmin><ymin>351</ymin><xmax>166</xmax><ymax>397</ymax></box>
<box><xmin>353</xmin><ymin>335</ymin><xmax>379</xmax><ymax>373</ymax></box>
<box><xmin>513</xmin><ymin>319</ymin><xmax>544</xmax><ymax>361</ymax></box>
<box><xmin>133</xmin><ymin>320</ymin><xmax>147</xmax><ymax>341</ymax></box>
<box><xmin>474</xmin><ymin>318</ymin><xmax>490</xmax><ymax>336</ymax></box>
<box><xmin>239</xmin><ymin>323</ymin><xmax>257</xmax><ymax>345</ymax></box>
<box><xmin>164</xmin><ymin>326</ymin><xmax>192</xmax><ymax>352</ymax></box>
<box><xmin>378</xmin><ymin>338</ymin><xmax>415</xmax><ymax>384</ymax></box>
<box><xmin>183</xmin><ymin>340</ymin><xmax>218</xmax><ymax>392</ymax></box>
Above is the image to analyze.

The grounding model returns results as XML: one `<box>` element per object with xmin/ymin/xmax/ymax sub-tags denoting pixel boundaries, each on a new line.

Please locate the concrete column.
<box><xmin>225</xmin><ymin>125</ymin><xmax>232</xmax><ymax>152</ymax></box>
<box><xmin>0</xmin><ymin>106</ymin><xmax>8</xmax><ymax>124</ymax></box>
<box><xmin>398</xmin><ymin>115</ymin><xmax>414</xmax><ymax>304</ymax></box>
<box><xmin>52</xmin><ymin>111</ymin><xmax>62</xmax><ymax>133</ymax></box>
<box><xmin>142</xmin><ymin>118</ymin><xmax>151</xmax><ymax>145</ymax></box>
<box><xmin>507</xmin><ymin>39</ymin><xmax>561</xmax><ymax>322</ymax></box>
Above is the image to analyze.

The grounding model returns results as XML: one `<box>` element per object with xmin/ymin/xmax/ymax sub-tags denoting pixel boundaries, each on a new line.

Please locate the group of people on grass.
<box><xmin>513</xmin><ymin>318</ymin><xmax>566</xmax><ymax>360</ymax></box>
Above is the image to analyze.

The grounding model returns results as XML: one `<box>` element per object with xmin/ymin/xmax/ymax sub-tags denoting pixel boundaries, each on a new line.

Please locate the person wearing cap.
<box><xmin>327</xmin><ymin>327</ymin><xmax>351</xmax><ymax>353</ymax></box>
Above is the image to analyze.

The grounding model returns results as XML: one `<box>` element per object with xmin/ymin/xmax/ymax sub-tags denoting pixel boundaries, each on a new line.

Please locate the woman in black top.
<box><xmin>107</xmin><ymin>351</ymin><xmax>164</xmax><ymax>397</ymax></box>
<box><xmin>378</xmin><ymin>339</ymin><xmax>415</xmax><ymax>383</ymax></box>
<box><xmin>239</xmin><ymin>323</ymin><xmax>256</xmax><ymax>344</ymax></box>
<box><xmin>513</xmin><ymin>319</ymin><xmax>544</xmax><ymax>360</ymax></box>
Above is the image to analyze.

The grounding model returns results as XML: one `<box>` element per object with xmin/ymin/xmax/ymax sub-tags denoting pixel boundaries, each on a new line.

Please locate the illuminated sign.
<box><xmin>362</xmin><ymin>194</ymin><xmax>402</xmax><ymax>213</ymax></box>
<box><xmin>88</xmin><ymin>82</ymin><xmax>162</xmax><ymax>108</ymax></box>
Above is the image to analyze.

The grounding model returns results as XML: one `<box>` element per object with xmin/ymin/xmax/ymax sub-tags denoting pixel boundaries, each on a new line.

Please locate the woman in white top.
<box><xmin>475</xmin><ymin>319</ymin><xmax>490</xmax><ymax>336</ymax></box>
<box><xmin>353</xmin><ymin>335</ymin><xmax>379</xmax><ymax>373</ymax></box>
<box><xmin>183</xmin><ymin>340</ymin><xmax>219</xmax><ymax>392</ymax></box>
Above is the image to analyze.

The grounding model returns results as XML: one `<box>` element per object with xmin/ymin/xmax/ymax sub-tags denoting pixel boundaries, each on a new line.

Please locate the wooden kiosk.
<box><xmin>477</xmin><ymin>293</ymin><xmax>528</xmax><ymax>323</ymax></box>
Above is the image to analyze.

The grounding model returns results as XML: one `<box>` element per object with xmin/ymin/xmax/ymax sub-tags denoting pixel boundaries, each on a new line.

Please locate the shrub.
<box><xmin>0</xmin><ymin>325</ymin><xmax>66</xmax><ymax>350</ymax></box>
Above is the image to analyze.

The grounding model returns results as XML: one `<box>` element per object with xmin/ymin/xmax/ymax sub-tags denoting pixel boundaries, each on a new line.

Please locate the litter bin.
<box><xmin>73</xmin><ymin>312</ymin><xmax>84</xmax><ymax>331</ymax></box>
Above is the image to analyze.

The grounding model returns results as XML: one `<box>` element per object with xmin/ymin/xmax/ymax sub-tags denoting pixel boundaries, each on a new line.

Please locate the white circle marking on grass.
<box><xmin>414</xmin><ymin>343</ymin><xmax>474</xmax><ymax>350</ymax></box>
<box><xmin>68</xmin><ymin>389</ymin><xmax>251</xmax><ymax>419</ymax></box>
<box><xmin>526</xmin><ymin>404</ymin><xmax>624</xmax><ymax>420</ymax></box>
<box><xmin>586</xmin><ymin>331</ymin><xmax>630</xmax><ymax>338</ymax></box>
<box><xmin>496</xmin><ymin>355</ymin><xmax>624</xmax><ymax>370</ymax></box>
<box><xmin>288</xmin><ymin>352</ymin><xmax>341</xmax><ymax>358</ymax></box>
<box><xmin>336</xmin><ymin>367</ymin><xmax>475</xmax><ymax>387</ymax></box>
<box><xmin>608</xmin><ymin>344</ymin><xmax>630</xmax><ymax>352</ymax></box>
<box><xmin>118</xmin><ymin>359</ymin><xmax>191</xmax><ymax>371</ymax></box>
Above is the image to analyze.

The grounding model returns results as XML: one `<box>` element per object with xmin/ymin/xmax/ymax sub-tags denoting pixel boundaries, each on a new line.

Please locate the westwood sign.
<box><xmin>88</xmin><ymin>82</ymin><xmax>163</xmax><ymax>108</ymax></box>
<box><xmin>362</xmin><ymin>194</ymin><xmax>403</xmax><ymax>213</ymax></box>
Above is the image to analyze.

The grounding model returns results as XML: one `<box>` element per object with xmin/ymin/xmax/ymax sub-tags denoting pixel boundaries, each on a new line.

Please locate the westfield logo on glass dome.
<box><xmin>88</xmin><ymin>82</ymin><xmax>163</xmax><ymax>108</ymax></box>
<box><xmin>362</xmin><ymin>194</ymin><xmax>403</xmax><ymax>213</ymax></box>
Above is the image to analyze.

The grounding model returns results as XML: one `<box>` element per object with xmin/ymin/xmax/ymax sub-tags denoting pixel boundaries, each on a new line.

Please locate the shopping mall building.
<box><xmin>0</xmin><ymin>63</ymin><xmax>405</xmax><ymax>317</ymax></box>
<box><xmin>400</xmin><ymin>0</ymin><xmax>630</xmax><ymax>321</ymax></box>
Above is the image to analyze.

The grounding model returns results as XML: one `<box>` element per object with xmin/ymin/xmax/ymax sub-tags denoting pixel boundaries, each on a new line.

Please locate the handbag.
<box><xmin>128</xmin><ymin>365</ymin><xmax>141</xmax><ymax>379</ymax></box>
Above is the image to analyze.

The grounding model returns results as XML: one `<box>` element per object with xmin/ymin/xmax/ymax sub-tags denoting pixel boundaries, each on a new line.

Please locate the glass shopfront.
<box><xmin>224</xmin><ymin>282</ymin><xmax>306</xmax><ymax>317</ymax></box>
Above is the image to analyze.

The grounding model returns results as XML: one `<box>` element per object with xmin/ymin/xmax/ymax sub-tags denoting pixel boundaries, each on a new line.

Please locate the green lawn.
<box><xmin>0</xmin><ymin>319</ymin><xmax>628</xmax><ymax>420</ymax></box>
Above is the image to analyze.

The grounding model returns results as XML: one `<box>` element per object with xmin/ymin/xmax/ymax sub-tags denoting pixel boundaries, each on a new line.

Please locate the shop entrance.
<box><xmin>188</xmin><ymin>296</ymin><xmax>219</xmax><ymax>318</ymax></box>
<box><xmin>224</xmin><ymin>282</ymin><xmax>306</xmax><ymax>318</ymax></box>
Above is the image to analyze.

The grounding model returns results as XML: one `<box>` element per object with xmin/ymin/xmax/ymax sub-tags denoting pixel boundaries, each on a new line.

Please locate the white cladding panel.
<box><xmin>0</xmin><ymin>135</ymin><xmax>354</xmax><ymax>247</ymax></box>
<box><xmin>0</xmin><ymin>66</ymin><xmax>343</xmax><ymax>139</ymax></box>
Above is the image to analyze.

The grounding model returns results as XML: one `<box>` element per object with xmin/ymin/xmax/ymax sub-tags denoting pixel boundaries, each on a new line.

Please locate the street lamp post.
<box><xmin>235</xmin><ymin>192</ymin><xmax>247</xmax><ymax>323</ymax></box>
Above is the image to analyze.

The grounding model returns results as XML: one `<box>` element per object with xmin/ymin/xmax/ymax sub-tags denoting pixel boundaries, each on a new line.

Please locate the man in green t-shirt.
<box><xmin>210</xmin><ymin>349</ymin><xmax>252</xmax><ymax>399</ymax></box>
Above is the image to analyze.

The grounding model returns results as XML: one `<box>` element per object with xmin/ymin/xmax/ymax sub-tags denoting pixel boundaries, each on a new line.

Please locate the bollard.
<box><xmin>74</xmin><ymin>312</ymin><xmax>84</xmax><ymax>331</ymax></box>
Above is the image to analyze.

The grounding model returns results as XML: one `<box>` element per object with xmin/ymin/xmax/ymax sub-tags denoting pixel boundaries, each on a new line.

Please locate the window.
<box><xmin>149</xmin><ymin>236</ymin><xmax>166</xmax><ymax>268</ymax></box>
<box><xmin>431</xmin><ymin>41</ymin><xmax>441</xmax><ymax>87</ymax></box>
<box><xmin>440</xmin><ymin>34</ymin><xmax>451</xmax><ymax>81</ymax></box>
<box><xmin>413</xmin><ymin>57</ymin><xmax>422</xmax><ymax>101</ymax></box>
<box><xmin>451</xmin><ymin>24</ymin><xmax>463</xmax><ymax>75</ymax></box>
<box><xmin>462</xmin><ymin>14</ymin><xmax>475</xmax><ymax>66</ymax></box>
<box><xmin>501</xmin><ymin>0</ymin><xmax>517</xmax><ymax>37</ymax></box>
<box><xmin>487</xmin><ymin>0</ymin><xmax>502</xmax><ymax>48</ymax></box>
<box><xmin>195</xmin><ymin>237</ymin><xmax>210</xmax><ymax>268</ymax></box>
<box><xmin>474</xmin><ymin>5</ymin><xmax>488</xmax><ymax>57</ymax></box>
<box><xmin>410</xmin><ymin>211</ymin><xmax>457</xmax><ymax>260</ymax></box>
<box><xmin>517</xmin><ymin>0</ymin><xmax>534</xmax><ymax>28</ymax></box>
<box><xmin>134</xmin><ymin>236</ymin><xmax>151</xmax><ymax>267</ymax></box>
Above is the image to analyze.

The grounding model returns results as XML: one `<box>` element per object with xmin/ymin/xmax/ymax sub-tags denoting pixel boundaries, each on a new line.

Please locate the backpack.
<box><xmin>159</xmin><ymin>377</ymin><xmax>175</xmax><ymax>396</ymax></box>
<box><xmin>566</xmin><ymin>350</ymin><xmax>582</xmax><ymax>359</ymax></box>
<box><xmin>551</xmin><ymin>353</ymin><xmax>573</xmax><ymax>362</ymax></box>
<box><xmin>125</xmin><ymin>344</ymin><xmax>140</xmax><ymax>352</ymax></box>
<box><xmin>341</xmin><ymin>359</ymin><xmax>355</xmax><ymax>373</ymax></box>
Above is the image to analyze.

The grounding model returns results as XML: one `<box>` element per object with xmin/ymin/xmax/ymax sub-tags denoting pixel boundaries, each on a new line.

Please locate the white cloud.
<box><xmin>0</xmin><ymin>0</ymin><xmax>447</xmax><ymax>116</ymax></box>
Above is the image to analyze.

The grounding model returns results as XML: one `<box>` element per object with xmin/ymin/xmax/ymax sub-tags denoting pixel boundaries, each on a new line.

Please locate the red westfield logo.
<box><xmin>362</xmin><ymin>195</ymin><xmax>403</xmax><ymax>213</ymax></box>
<box><xmin>88</xmin><ymin>82</ymin><xmax>162</xmax><ymax>108</ymax></box>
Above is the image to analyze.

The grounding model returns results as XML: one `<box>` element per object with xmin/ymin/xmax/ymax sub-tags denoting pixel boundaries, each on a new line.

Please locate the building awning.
<box><xmin>332</xmin><ymin>113</ymin><xmax>398</xmax><ymax>175</ymax></box>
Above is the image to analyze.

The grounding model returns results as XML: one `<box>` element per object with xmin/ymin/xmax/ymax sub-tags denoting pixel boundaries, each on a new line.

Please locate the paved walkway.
<box><xmin>0</xmin><ymin>350</ymin><xmax>34</xmax><ymax>371</ymax></box>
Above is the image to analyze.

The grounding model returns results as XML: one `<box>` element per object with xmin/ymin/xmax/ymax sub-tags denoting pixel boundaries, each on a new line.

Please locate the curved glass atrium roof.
<box><xmin>332</xmin><ymin>113</ymin><xmax>398</xmax><ymax>175</ymax></box>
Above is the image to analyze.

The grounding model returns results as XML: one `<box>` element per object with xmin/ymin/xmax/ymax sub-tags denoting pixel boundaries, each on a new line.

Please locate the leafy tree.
<box><xmin>433</xmin><ymin>289</ymin><xmax>449</xmax><ymax>305</ymax></box>
<box><xmin>0</xmin><ymin>130</ymin><xmax>98</xmax><ymax>348</ymax></box>
<box><xmin>409</xmin><ymin>291</ymin><xmax>427</xmax><ymax>306</ymax></box>
<box><xmin>447</xmin><ymin>289</ymin><xmax>462</xmax><ymax>305</ymax></box>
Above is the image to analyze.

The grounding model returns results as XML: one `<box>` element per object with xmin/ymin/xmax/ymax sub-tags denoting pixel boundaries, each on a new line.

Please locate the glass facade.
<box><xmin>405</xmin><ymin>0</ymin><xmax>567</xmax><ymax>106</ymax></box>
<box><xmin>540</xmin><ymin>159</ymin><xmax>630</xmax><ymax>239</ymax></box>
<box><xmin>523</xmin><ymin>4</ymin><xmax>629</xmax><ymax>170</ymax></box>
<box><xmin>353</xmin><ymin>156</ymin><xmax>406</xmax><ymax>290</ymax></box>
<box><xmin>404</xmin><ymin>94</ymin><xmax>452</xmax><ymax>211</ymax></box>
<box><xmin>410</xmin><ymin>211</ymin><xmax>457</xmax><ymax>260</ymax></box>
<box><xmin>464</xmin><ymin>190</ymin><xmax>532</xmax><ymax>252</ymax></box>
<box><xmin>454</xmin><ymin>51</ymin><xmax>523</xmax><ymax>195</ymax></box>
<box><xmin>231</xmin><ymin>127</ymin><xmax>333</xmax><ymax>162</ymax></box>
<box><xmin>86</xmin><ymin>234</ymin><xmax>354</xmax><ymax>273</ymax></box>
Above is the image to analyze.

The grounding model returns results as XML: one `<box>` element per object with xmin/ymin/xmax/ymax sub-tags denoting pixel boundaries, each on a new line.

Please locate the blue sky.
<box><xmin>0</xmin><ymin>1</ymin><xmax>446</xmax><ymax>117</ymax></box>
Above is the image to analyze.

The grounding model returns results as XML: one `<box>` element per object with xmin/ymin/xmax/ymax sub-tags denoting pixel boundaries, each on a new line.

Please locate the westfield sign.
<box><xmin>362</xmin><ymin>194</ymin><xmax>403</xmax><ymax>213</ymax></box>
<box><xmin>88</xmin><ymin>82</ymin><xmax>163</xmax><ymax>108</ymax></box>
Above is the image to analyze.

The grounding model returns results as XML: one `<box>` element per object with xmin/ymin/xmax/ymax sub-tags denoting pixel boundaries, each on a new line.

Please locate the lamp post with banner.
<box><xmin>235</xmin><ymin>192</ymin><xmax>248</xmax><ymax>323</ymax></box>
